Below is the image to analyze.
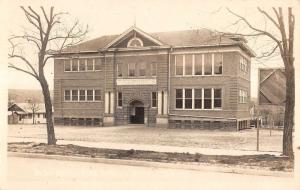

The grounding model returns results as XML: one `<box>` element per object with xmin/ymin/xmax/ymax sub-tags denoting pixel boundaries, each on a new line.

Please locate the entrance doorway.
<box><xmin>129</xmin><ymin>100</ymin><xmax>144</xmax><ymax>124</ymax></box>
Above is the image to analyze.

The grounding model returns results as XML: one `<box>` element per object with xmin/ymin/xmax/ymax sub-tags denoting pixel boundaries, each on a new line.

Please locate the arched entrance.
<box><xmin>129</xmin><ymin>100</ymin><xmax>144</xmax><ymax>124</ymax></box>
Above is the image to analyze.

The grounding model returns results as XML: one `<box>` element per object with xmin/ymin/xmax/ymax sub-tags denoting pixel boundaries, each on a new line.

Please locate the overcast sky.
<box><xmin>2</xmin><ymin>0</ymin><xmax>298</xmax><ymax>98</ymax></box>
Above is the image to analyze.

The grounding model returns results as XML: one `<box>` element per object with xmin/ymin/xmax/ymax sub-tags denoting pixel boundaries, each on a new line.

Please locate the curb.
<box><xmin>8</xmin><ymin>152</ymin><xmax>293</xmax><ymax>178</ymax></box>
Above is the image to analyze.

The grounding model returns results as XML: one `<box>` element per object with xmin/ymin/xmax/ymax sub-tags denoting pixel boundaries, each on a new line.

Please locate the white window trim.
<box><xmin>213</xmin><ymin>53</ymin><xmax>223</xmax><ymax>75</ymax></box>
<box><xmin>175</xmin><ymin>88</ymin><xmax>222</xmax><ymax>110</ymax></box>
<box><xmin>117</xmin><ymin>92</ymin><xmax>123</xmax><ymax>108</ymax></box>
<box><xmin>64</xmin><ymin>90</ymin><xmax>71</xmax><ymax>101</ymax></box>
<box><xmin>63</xmin><ymin>89</ymin><xmax>102</xmax><ymax>102</ymax></box>
<box><xmin>63</xmin><ymin>58</ymin><xmax>102</xmax><ymax>72</ymax></box>
<box><xmin>175</xmin><ymin>53</ymin><xmax>223</xmax><ymax>77</ymax></box>
<box><xmin>127</xmin><ymin>37</ymin><xmax>144</xmax><ymax>47</ymax></box>
<box><xmin>151</xmin><ymin>92</ymin><xmax>157</xmax><ymax>108</ymax></box>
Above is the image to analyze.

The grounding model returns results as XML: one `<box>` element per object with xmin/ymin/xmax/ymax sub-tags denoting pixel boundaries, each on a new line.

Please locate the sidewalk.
<box><xmin>8</xmin><ymin>137</ymin><xmax>282</xmax><ymax>156</ymax></box>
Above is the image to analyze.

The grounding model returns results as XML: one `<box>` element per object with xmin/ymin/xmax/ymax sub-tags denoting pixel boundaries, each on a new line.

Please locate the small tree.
<box><xmin>26</xmin><ymin>98</ymin><xmax>40</xmax><ymax>124</ymax></box>
<box><xmin>8</xmin><ymin>7</ymin><xmax>88</xmax><ymax>145</ymax></box>
<box><xmin>227</xmin><ymin>7</ymin><xmax>295</xmax><ymax>158</ymax></box>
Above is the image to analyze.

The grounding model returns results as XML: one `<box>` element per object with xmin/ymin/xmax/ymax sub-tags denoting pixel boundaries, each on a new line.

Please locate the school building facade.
<box><xmin>53</xmin><ymin>26</ymin><xmax>255</xmax><ymax>130</ymax></box>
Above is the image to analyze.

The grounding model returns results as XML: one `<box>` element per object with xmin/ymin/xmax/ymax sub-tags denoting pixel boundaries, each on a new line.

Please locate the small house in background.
<box><xmin>8</xmin><ymin>103</ymin><xmax>47</xmax><ymax>124</ymax></box>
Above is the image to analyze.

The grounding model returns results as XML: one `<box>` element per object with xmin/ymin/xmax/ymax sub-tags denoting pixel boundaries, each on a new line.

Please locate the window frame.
<box><xmin>175</xmin><ymin>89</ymin><xmax>183</xmax><ymax>109</ymax></box>
<box><xmin>151</xmin><ymin>92</ymin><xmax>157</xmax><ymax>108</ymax></box>
<box><xmin>213</xmin><ymin>88</ymin><xmax>222</xmax><ymax>109</ymax></box>
<box><xmin>117</xmin><ymin>92</ymin><xmax>123</xmax><ymax>107</ymax></box>
<box><xmin>128</xmin><ymin>63</ymin><xmax>136</xmax><ymax>77</ymax></box>
<box><xmin>94</xmin><ymin>90</ymin><xmax>101</xmax><ymax>101</ymax></box>
<box><xmin>214</xmin><ymin>53</ymin><xmax>223</xmax><ymax>75</ymax></box>
<box><xmin>175</xmin><ymin>55</ymin><xmax>184</xmax><ymax>76</ymax></box>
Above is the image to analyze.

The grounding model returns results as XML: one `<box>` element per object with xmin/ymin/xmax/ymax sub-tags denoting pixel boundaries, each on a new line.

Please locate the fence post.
<box><xmin>256</xmin><ymin>118</ymin><xmax>260</xmax><ymax>151</ymax></box>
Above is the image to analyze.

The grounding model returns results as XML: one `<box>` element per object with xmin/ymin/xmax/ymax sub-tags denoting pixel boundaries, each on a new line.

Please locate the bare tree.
<box><xmin>227</xmin><ymin>7</ymin><xmax>295</xmax><ymax>158</ymax></box>
<box><xmin>26</xmin><ymin>98</ymin><xmax>40</xmax><ymax>124</ymax></box>
<box><xmin>8</xmin><ymin>6</ymin><xmax>88</xmax><ymax>145</ymax></box>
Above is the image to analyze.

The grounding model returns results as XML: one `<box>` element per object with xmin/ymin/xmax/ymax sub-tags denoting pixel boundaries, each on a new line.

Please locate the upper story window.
<box><xmin>175</xmin><ymin>55</ymin><xmax>184</xmax><ymax>75</ymax></box>
<box><xmin>240</xmin><ymin>56</ymin><xmax>248</xmax><ymax>73</ymax></box>
<box><xmin>185</xmin><ymin>55</ymin><xmax>193</xmax><ymax>75</ymax></box>
<box><xmin>139</xmin><ymin>63</ymin><xmax>146</xmax><ymax>76</ymax></box>
<box><xmin>214</xmin><ymin>53</ymin><xmax>223</xmax><ymax>75</ymax></box>
<box><xmin>63</xmin><ymin>58</ymin><xmax>101</xmax><ymax>72</ymax></box>
<box><xmin>72</xmin><ymin>59</ymin><xmax>79</xmax><ymax>71</ymax></box>
<box><xmin>127</xmin><ymin>37</ymin><xmax>143</xmax><ymax>47</ymax></box>
<box><xmin>175</xmin><ymin>53</ymin><xmax>223</xmax><ymax>76</ymax></box>
<box><xmin>117</xmin><ymin>63</ymin><xmax>123</xmax><ymax>77</ymax></box>
<box><xmin>194</xmin><ymin>54</ymin><xmax>203</xmax><ymax>75</ymax></box>
<box><xmin>128</xmin><ymin>63</ymin><xmax>136</xmax><ymax>77</ymax></box>
<box><xmin>204</xmin><ymin>54</ymin><xmax>212</xmax><ymax>75</ymax></box>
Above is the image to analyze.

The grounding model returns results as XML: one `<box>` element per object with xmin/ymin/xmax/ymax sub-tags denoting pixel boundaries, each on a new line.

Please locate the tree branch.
<box><xmin>8</xmin><ymin>63</ymin><xmax>39</xmax><ymax>81</ymax></box>
<box><xmin>258</xmin><ymin>7</ymin><xmax>280</xmax><ymax>30</ymax></box>
<box><xmin>256</xmin><ymin>44</ymin><xmax>279</xmax><ymax>58</ymax></box>
<box><xmin>226</xmin><ymin>7</ymin><xmax>285</xmax><ymax>58</ymax></box>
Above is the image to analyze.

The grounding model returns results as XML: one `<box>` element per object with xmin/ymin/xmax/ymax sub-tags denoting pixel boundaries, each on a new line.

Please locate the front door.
<box><xmin>134</xmin><ymin>107</ymin><xmax>144</xmax><ymax>124</ymax></box>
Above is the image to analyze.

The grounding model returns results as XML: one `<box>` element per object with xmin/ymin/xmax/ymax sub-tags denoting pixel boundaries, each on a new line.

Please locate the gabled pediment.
<box><xmin>103</xmin><ymin>26</ymin><xmax>165</xmax><ymax>49</ymax></box>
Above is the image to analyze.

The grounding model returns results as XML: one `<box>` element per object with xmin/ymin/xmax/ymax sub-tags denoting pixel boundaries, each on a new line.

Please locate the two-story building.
<box><xmin>53</xmin><ymin>26</ymin><xmax>255</xmax><ymax>130</ymax></box>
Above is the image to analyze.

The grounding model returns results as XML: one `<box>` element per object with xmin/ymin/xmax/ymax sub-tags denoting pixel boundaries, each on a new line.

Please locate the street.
<box><xmin>6</xmin><ymin>157</ymin><xmax>296</xmax><ymax>190</ymax></box>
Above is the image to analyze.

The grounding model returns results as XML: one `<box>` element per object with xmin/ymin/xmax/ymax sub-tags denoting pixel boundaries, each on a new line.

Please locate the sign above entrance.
<box><xmin>116</xmin><ymin>78</ymin><xmax>157</xmax><ymax>85</ymax></box>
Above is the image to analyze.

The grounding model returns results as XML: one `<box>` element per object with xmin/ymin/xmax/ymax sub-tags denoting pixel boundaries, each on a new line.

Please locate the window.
<box><xmin>128</xmin><ymin>63</ymin><xmax>135</xmax><ymax>77</ymax></box>
<box><xmin>64</xmin><ymin>90</ymin><xmax>71</xmax><ymax>101</ymax></box>
<box><xmin>239</xmin><ymin>89</ymin><xmax>248</xmax><ymax>103</ymax></box>
<box><xmin>194</xmin><ymin>54</ymin><xmax>202</xmax><ymax>75</ymax></box>
<box><xmin>87</xmin><ymin>58</ymin><xmax>94</xmax><ymax>71</ymax></box>
<box><xmin>117</xmin><ymin>63</ymin><xmax>122</xmax><ymax>77</ymax></box>
<box><xmin>240</xmin><ymin>56</ymin><xmax>248</xmax><ymax>73</ymax></box>
<box><xmin>64</xmin><ymin>59</ymin><xmax>71</xmax><ymax>71</ymax></box>
<box><xmin>185</xmin><ymin>55</ymin><xmax>193</xmax><ymax>75</ymax></box>
<box><xmin>79</xmin><ymin>59</ymin><xmax>86</xmax><ymax>71</ymax></box>
<box><xmin>72</xmin><ymin>90</ymin><xmax>78</xmax><ymax>101</ymax></box>
<box><xmin>214</xmin><ymin>53</ymin><xmax>222</xmax><ymax>75</ymax></box>
<box><xmin>151</xmin><ymin>63</ymin><xmax>157</xmax><ymax>76</ymax></box>
<box><xmin>127</xmin><ymin>37</ymin><xmax>143</xmax><ymax>47</ymax></box>
<box><xmin>214</xmin><ymin>89</ymin><xmax>222</xmax><ymax>108</ymax></box>
<box><xmin>204</xmin><ymin>54</ymin><xmax>212</xmax><ymax>75</ymax></box>
<box><xmin>117</xmin><ymin>92</ymin><xmax>122</xmax><ymax>107</ymax></box>
<box><xmin>139</xmin><ymin>63</ymin><xmax>146</xmax><ymax>76</ymax></box>
<box><xmin>194</xmin><ymin>89</ymin><xmax>202</xmax><ymax>109</ymax></box>
<box><xmin>94</xmin><ymin>58</ymin><xmax>101</xmax><ymax>71</ymax></box>
<box><xmin>151</xmin><ymin>92</ymin><xmax>157</xmax><ymax>108</ymax></box>
<box><xmin>87</xmin><ymin>90</ymin><xmax>93</xmax><ymax>101</ymax></box>
<box><xmin>175</xmin><ymin>55</ymin><xmax>183</xmax><ymax>75</ymax></box>
<box><xmin>185</xmin><ymin>89</ymin><xmax>192</xmax><ymax>109</ymax></box>
<box><xmin>175</xmin><ymin>89</ymin><xmax>183</xmax><ymax>109</ymax></box>
<box><xmin>79</xmin><ymin>90</ymin><xmax>86</xmax><ymax>101</ymax></box>
<box><xmin>72</xmin><ymin>59</ymin><xmax>79</xmax><ymax>71</ymax></box>
<box><xmin>204</xmin><ymin>88</ymin><xmax>212</xmax><ymax>109</ymax></box>
<box><xmin>94</xmin><ymin>90</ymin><xmax>101</xmax><ymax>101</ymax></box>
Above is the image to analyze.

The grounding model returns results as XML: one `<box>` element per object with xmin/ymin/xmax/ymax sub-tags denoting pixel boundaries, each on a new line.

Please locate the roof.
<box><xmin>259</xmin><ymin>68</ymin><xmax>286</xmax><ymax>105</ymax></box>
<box><xmin>60</xmin><ymin>26</ymin><xmax>255</xmax><ymax>57</ymax></box>
<box><xmin>8</xmin><ymin>103</ymin><xmax>47</xmax><ymax>114</ymax></box>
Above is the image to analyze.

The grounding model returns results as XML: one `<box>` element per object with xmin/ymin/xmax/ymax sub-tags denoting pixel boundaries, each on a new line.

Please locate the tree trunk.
<box><xmin>283</xmin><ymin>64</ymin><xmax>294</xmax><ymax>158</ymax></box>
<box><xmin>39</xmin><ymin>75</ymin><xmax>56</xmax><ymax>145</ymax></box>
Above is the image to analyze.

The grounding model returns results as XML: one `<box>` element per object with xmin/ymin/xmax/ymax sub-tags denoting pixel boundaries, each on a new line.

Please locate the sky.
<box><xmin>2</xmin><ymin>0</ymin><xmax>298</xmax><ymax>98</ymax></box>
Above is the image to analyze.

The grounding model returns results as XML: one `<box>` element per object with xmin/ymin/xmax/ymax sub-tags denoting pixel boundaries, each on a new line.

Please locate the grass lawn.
<box><xmin>8</xmin><ymin>124</ymin><xmax>283</xmax><ymax>152</ymax></box>
<box><xmin>8</xmin><ymin>142</ymin><xmax>293</xmax><ymax>172</ymax></box>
